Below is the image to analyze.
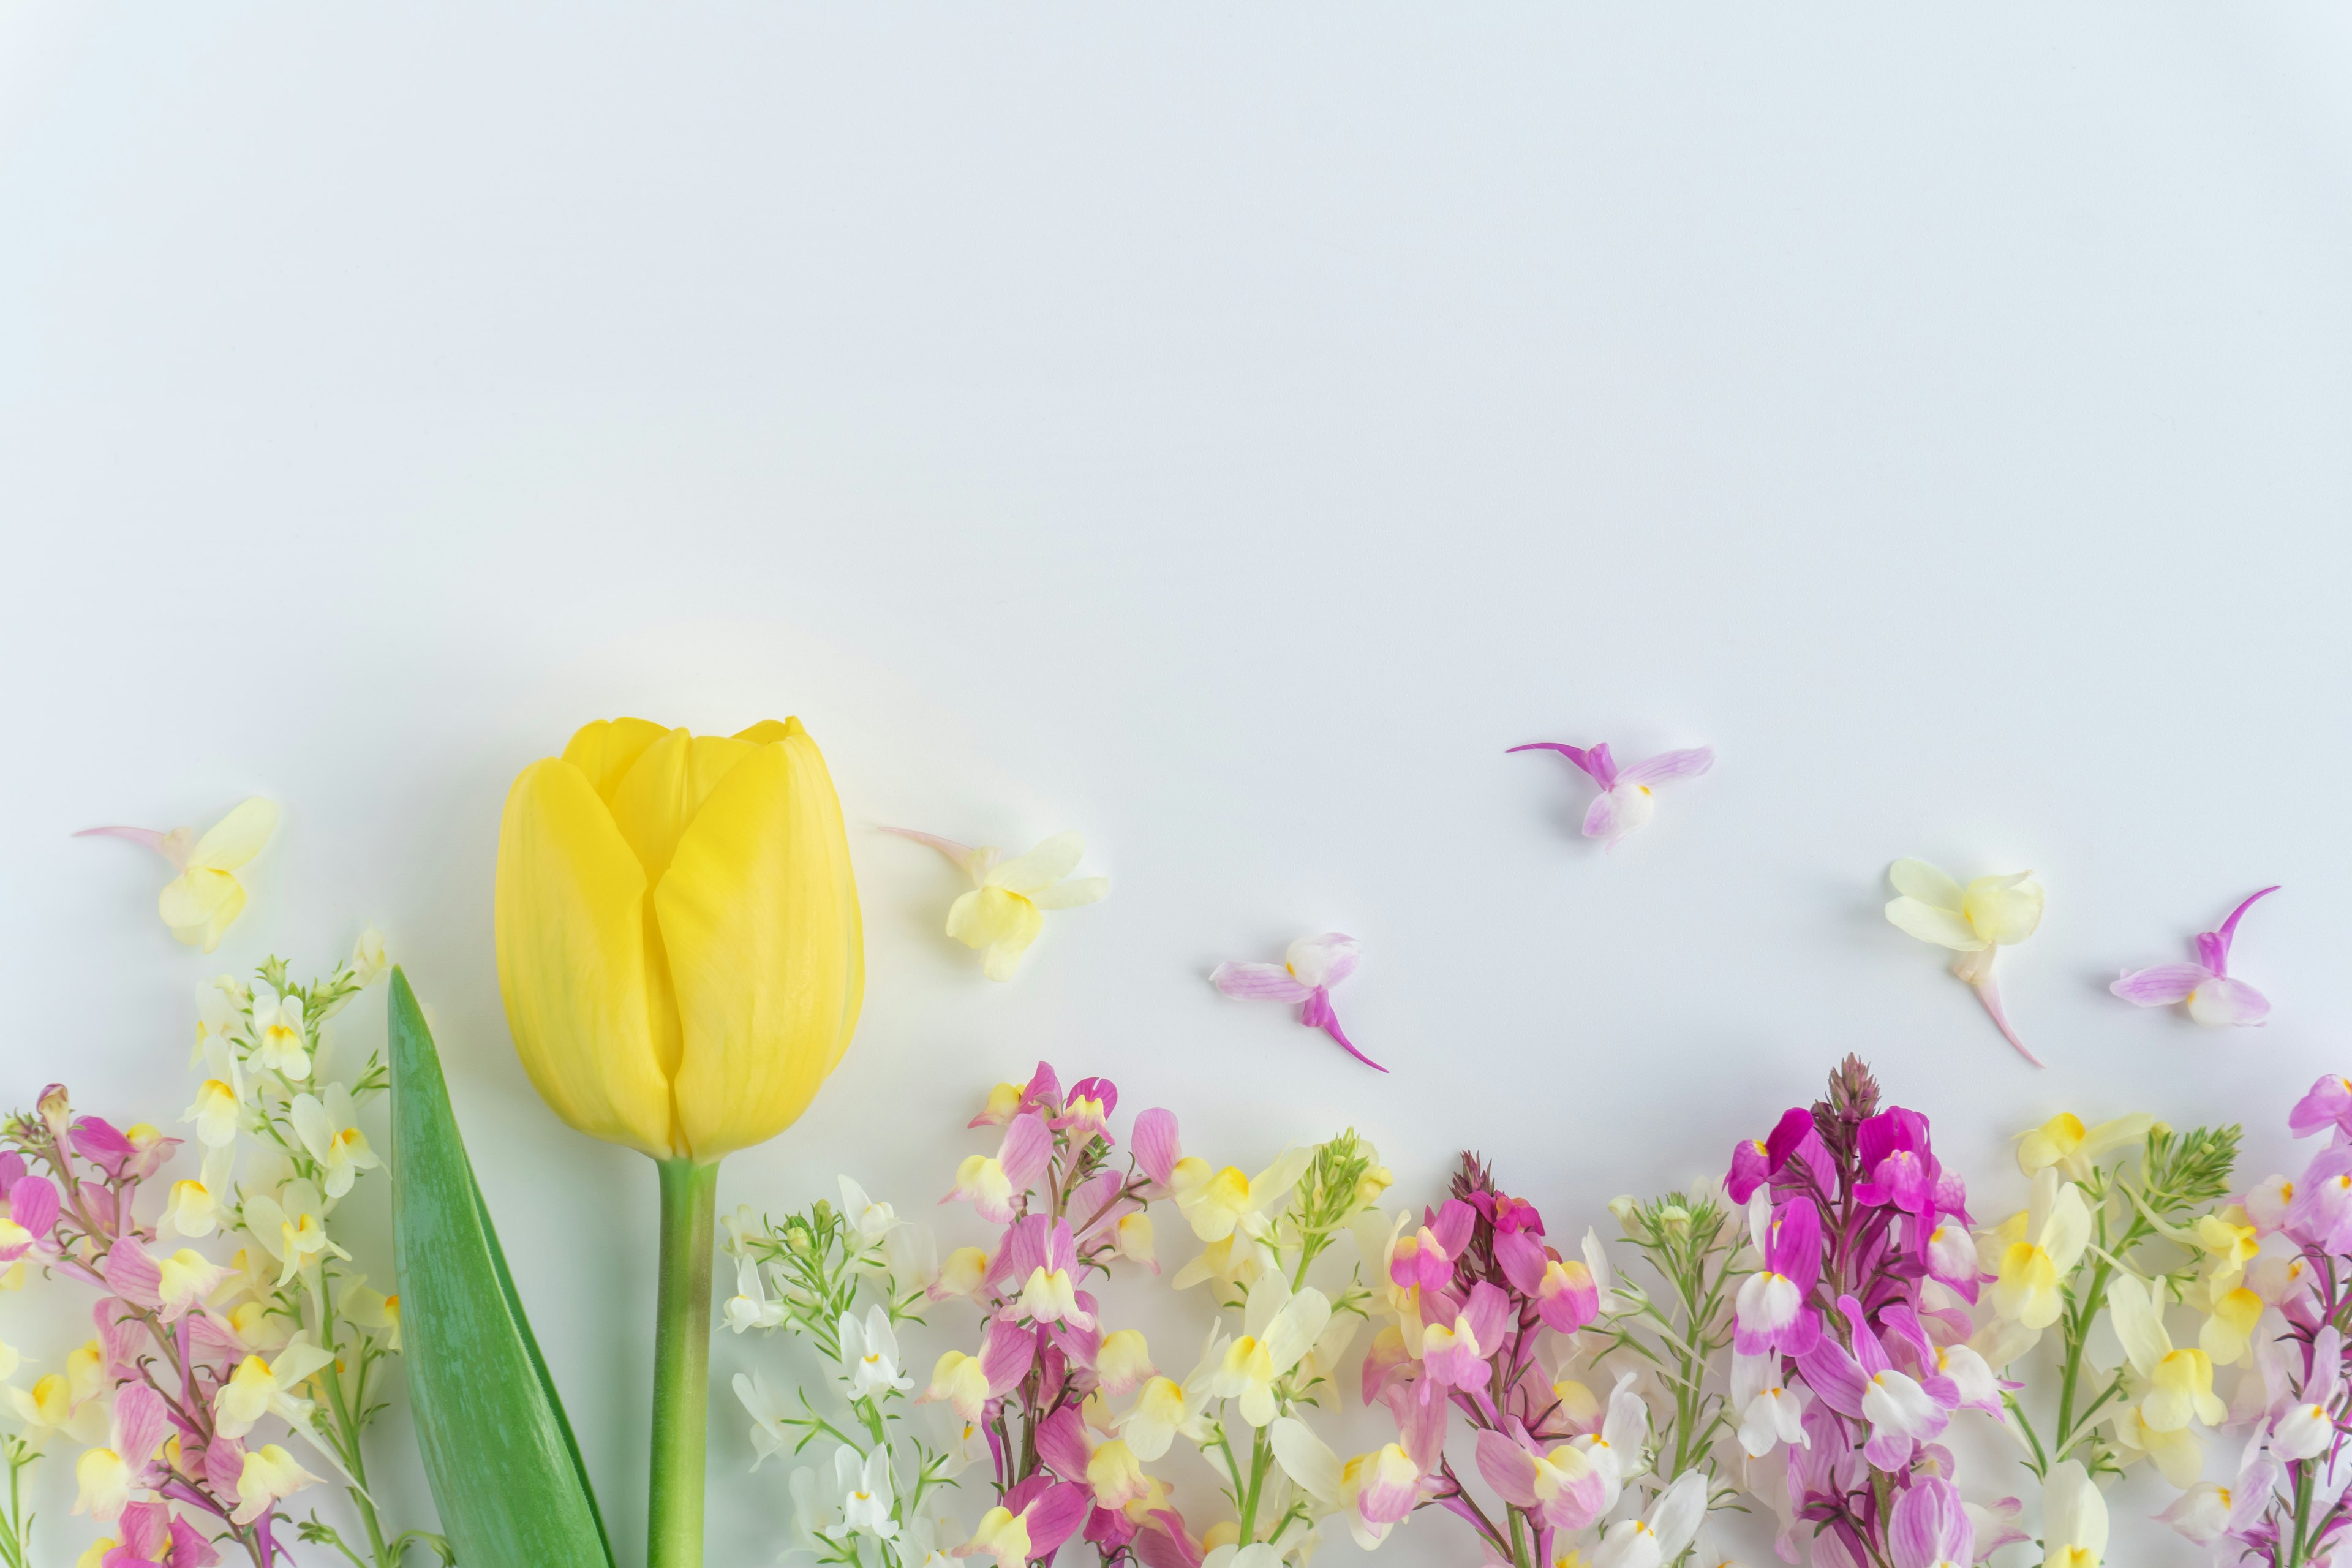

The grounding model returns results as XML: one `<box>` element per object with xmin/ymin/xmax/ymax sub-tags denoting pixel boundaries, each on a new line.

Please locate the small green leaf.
<box><xmin>389</xmin><ymin>968</ymin><xmax>616</xmax><ymax>1568</ymax></box>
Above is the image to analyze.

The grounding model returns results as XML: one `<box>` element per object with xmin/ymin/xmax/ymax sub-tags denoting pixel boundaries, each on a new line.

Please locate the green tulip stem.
<box><xmin>649</xmin><ymin>1158</ymin><xmax>720</xmax><ymax>1568</ymax></box>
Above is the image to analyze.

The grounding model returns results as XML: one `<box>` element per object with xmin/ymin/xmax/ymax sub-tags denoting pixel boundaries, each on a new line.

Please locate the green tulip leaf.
<box><xmin>389</xmin><ymin>967</ymin><xmax>616</xmax><ymax>1568</ymax></box>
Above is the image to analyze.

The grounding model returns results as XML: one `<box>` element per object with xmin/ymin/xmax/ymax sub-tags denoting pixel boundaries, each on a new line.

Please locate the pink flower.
<box><xmin>956</xmin><ymin>1475</ymin><xmax>1092</xmax><ymax>1568</ymax></box>
<box><xmin>1390</xmin><ymin>1200</ymin><xmax>1475</xmax><ymax>1294</ymax></box>
<box><xmin>943</xmin><ymin>1112</ymin><xmax>1054</xmax><ymax>1224</ymax></box>
<box><xmin>2290</xmin><ymin>1074</ymin><xmax>2352</xmax><ymax>1142</ymax></box>
<box><xmin>1888</xmin><ymin>1476</ymin><xmax>1972</xmax><ymax>1568</ymax></box>
<box><xmin>1794</xmin><ymin>1295</ymin><xmax>1953</xmax><ymax>1470</ymax></box>
<box><xmin>0</xmin><ymin>1175</ymin><xmax>59</xmax><ymax>1262</ymax></box>
<box><xmin>2111</xmin><ymin>885</ymin><xmax>2280</xmax><ymax>1026</ymax></box>
<box><xmin>1495</xmin><ymin>1231</ymin><xmax>1600</xmax><ymax>1333</ymax></box>
<box><xmin>1006</xmin><ymin>1216</ymin><xmax>1095</xmax><ymax>1329</ymax></box>
<box><xmin>1472</xmin><ymin>1427</ymin><xmax>1607</xmax><ymax>1532</ymax></box>
<box><xmin>1130</xmin><ymin>1108</ymin><xmax>1180</xmax><ymax>1193</ymax></box>
<box><xmin>1734</xmin><ymin>1199</ymin><xmax>1822</xmax><ymax>1356</ymax></box>
<box><xmin>1506</xmin><ymin>739</ymin><xmax>1713</xmax><ymax>845</ymax></box>
<box><xmin>1210</xmin><ymin>933</ymin><xmax>1382</xmax><ymax>1071</ymax></box>
<box><xmin>1419</xmin><ymin>1282</ymin><xmax>1510</xmax><ymax>1392</ymax></box>
<box><xmin>1053</xmin><ymin>1077</ymin><xmax>1118</xmax><ymax>1145</ymax></box>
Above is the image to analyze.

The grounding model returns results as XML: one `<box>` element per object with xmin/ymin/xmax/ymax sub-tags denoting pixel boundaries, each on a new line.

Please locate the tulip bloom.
<box><xmin>496</xmin><ymin>716</ymin><xmax>865</xmax><ymax>1568</ymax></box>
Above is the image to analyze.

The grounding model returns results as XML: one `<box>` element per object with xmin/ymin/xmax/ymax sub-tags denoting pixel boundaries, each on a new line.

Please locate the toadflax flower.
<box><xmin>886</xmin><ymin>829</ymin><xmax>1109</xmax><ymax>981</ymax></box>
<box><xmin>1209</xmin><ymin>933</ymin><xmax>1381</xmax><ymax>1071</ymax></box>
<box><xmin>1506</xmin><ymin>739</ymin><xmax>1713</xmax><ymax>846</ymax></box>
<box><xmin>2111</xmin><ymin>885</ymin><xmax>2280</xmax><ymax>1027</ymax></box>
<box><xmin>1883</xmin><ymin>859</ymin><xmax>2046</xmax><ymax>1065</ymax></box>
<box><xmin>75</xmin><ymin>796</ymin><xmax>280</xmax><ymax>952</ymax></box>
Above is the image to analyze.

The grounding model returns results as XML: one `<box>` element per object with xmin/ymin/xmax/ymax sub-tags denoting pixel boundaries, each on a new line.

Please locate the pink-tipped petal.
<box><xmin>1302</xmin><ymin>990</ymin><xmax>1386</xmax><ymax>1072</ymax></box>
<box><xmin>878</xmin><ymin>825</ymin><xmax>984</xmax><ymax>875</ymax></box>
<box><xmin>2187</xmin><ymin>975</ymin><xmax>2271</xmax><ymax>1027</ymax></box>
<box><xmin>1209</xmin><ymin>962</ymin><xmax>1312</xmax><ymax>1003</ymax></box>
<box><xmin>75</xmin><ymin>824</ymin><xmax>192</xmax><ymax>870</ymax></box>
<box><xmin>1507</xmin><ymin>742</ymin><xmax>1602</xmax><ymax>783</ymax></box>
<box><xmin>2211</xmin><ymin>884</ymin><xmax>2282</xmax><ymax>965</ymax></box>
<box><xmin>2111</xmin><ymin>963</ymin><xmax>2210</xmax><ymax>1008</ymax></box>
<box><xmin>1970</xmin><ymin>972</ymin><xmax>2043</xmax><ymax>1068</ymax></box>
<box><xmin>1616</xmin><ymin>747</ymin><xmax>1714</xmax><ymax>786</ymax></box>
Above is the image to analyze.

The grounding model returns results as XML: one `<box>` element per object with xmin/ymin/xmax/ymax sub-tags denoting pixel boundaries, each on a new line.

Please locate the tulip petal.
<box><xmin>2111</xmin><ymin>963</ymin><xmax>2209</xmax><ymax>1007</ymax></box>
<box><xmin>560</xmin><ymin>718</ymin><xmax>671</xmax><ymax>804</ymax></box>
<box><xmin>608</xmin><ymin>729</ymin><xmax>760</xmax><ymax>884</ymax></box>
<box><xmin>1888</xmin><ymin>859</ymin><xmax>1965</xmax><ymax>911</ymax></box>
<box><xmin>988</xmin><ymin>832</ymin><xmax>1087</xmax><ymax>895</ymax></box>
<box><xmin>660</xmin><ymin>722</ymin><xmax>864</xmax><ymax>1160</ymax></box>
<box><xmin>1030</xmin><ymin>876</ymin><xmax>1109</xmax><ymax>911</ymax></box>
<box><xmin>1885</xmin><ymin>895</ymin><xmax>1983</xmax><ymax>951</ymax></box>
<box><xmin>188</xmin><ymin>798</ymin><xmax>279</xmax><ymax>872</ymax></box>
<box><xmin>494</xmin><ymin>759</ymin><xmax>676</xmax><ymax>1158</ymax></box>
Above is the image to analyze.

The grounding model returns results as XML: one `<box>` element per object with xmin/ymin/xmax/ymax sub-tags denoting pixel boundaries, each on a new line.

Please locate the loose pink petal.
<box><xmin>2211</xmin><ymin>884</ymin><xmax>2282</xmax><ymax>966</ymax></box>
<box><xmin>2187</xmin><ymin>975</ymin><xmax>2271</xmax><ymax>1027</ymax></box>
<box><xmin>1616</xmin><ymin>747</ymin><xmax>1714</xmax><ymax>786</ymax></box>
<box><xmin>1209</xmin><ymin>962</ymin><xmax>1312</xmax><ymax>1003</ymax></box>
<box><xmin>2111</xmin><ymin>963</ymin><xmax>2210</xmax><ymax>1008</ymax></box>
<box><xmin>1970</xmin><ymin>973</ymin><xmax>2043</xmax><ymax>1068</ymax></box>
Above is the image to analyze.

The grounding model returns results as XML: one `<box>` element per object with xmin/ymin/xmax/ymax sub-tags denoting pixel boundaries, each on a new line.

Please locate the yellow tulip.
<box><xmin>494</xmin><ymin>717</ymin><xmax>864</xmax><ymax>1162</ymax></box>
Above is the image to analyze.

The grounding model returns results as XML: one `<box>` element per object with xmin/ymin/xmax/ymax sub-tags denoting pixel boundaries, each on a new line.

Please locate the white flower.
<box><xmin>1592</xmin><ymin>1470</ymin><xmax>1706</xmax><ymax>1568</ymax></box>
<box><xmin>838</xmin><ymin>1177</ymin><xmax>904</xmax><ymax>1250</ymax></box>
<box><xmin>840</xmin><ymin>1306</ymin><xmax>914</xmax><ymax>1400</ymax></box>
<box><xmin>734</xmin><ymin>1371</ymin><xmax>793</xmax><ymax>1469</ymax></box>
<box><xmin>723</xmin><ymin>1256</ymin><xmax>785</xmax><ymax>1334</ymax></box>
<box><xmin>840</xmin><ymin>1445</ymin><xmax>897</xmax><ymax>1540</ymax></box>
<box><xmin>2039</xmin><ymin>1460</ymin><xmax>2109</xmax><ymax>1567</ymax></box>
<box><xmin>347</xmin><ymin>926</ymin><xmax>390</xmax><ymax>988</ymax></box>
<box><xmin>248</xmin><ymin>992</ymin><xmax>311</xmax><ymax>1080</ymax></box>
<box><xmin>886</xmin><ymin>828</ymin><xmax>1110</xmax><ymax>981</ymax></box>
<box><xmin>289</xmin><ymin>1084</ymin><xmax>380</xmax><ymax>1200</ymax></box>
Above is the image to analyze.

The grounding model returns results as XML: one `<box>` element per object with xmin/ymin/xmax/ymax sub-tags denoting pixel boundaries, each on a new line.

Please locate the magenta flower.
<box><xmin>1506</xmin><ymin>739</ymin><xmax>1713</xmax><ymax>845</ymax></box>
<box><xmin>1733</xmin><ymin>1197</ymin><xmax>1822</xmax><ymax>1355</ymax></box>
<box><xmin>1209</xmin><ymin>932</ymin><xmax>1382</xmax><ymax>1071</ymax></box>
<box><xmin>1494</xmin><ymin>1230</ymin><xmax>1600</xmax><ymax>1333</ymax></box>
<box><xmin>2112</xmin><ymin>885</ymin><xmax>2281</xmax><ymax>1026</ymax></box>
<box><xmin>1418</xmin><ymin>1281</ymin><xmax>1510</xmax><ymax>1393</ymax></box>
<box><xmin>1390</xmin><ymin>1200</ymin><xmax>1476</xmax><ymax>1294</ymax></box>
<box><xmin>1793</xmin><ymin>1293</ymin><xmax>1953</xmax><ymax>1469</ymax></box>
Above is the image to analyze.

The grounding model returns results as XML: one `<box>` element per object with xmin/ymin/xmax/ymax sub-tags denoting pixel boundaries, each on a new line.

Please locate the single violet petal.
<box><xmin>2111</xmin><ymin>963</ymin><xmax>2210</xmax><ymax>1008</ymax></box>
<box><xmin>1210</xmin><ymin>962</ymin><xmax>1312</xmax><ymax>1003</ymax></box>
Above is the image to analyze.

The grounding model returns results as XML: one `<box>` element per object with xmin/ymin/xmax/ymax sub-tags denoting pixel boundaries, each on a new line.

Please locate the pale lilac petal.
<box><xmin>1472</xmin><ymin>1430</ymin><xmax>1541</xmax><ymax>1509</ymax></box>
<box><xmin>1507</xmin><ymin>742</ymin><xmax>1602</xmax><ymax>782</ymax></box>
<box><xmin>1581</xmin><ymin>790</ymin><xmax>1632</xmax><ymax>842</ymax></box>
<box><xmin>2110</xmin><ymin>963</ymin><xmax>2211</xmax><ymax>1007</ymax></box>
<box><xmin>998</xmin><ymin>1113</ymin><xmax>1055</xmax><ymax>1192</ymax></box>
<box><xmin>1583</xmin><ymin>742</ymin><xmax>1619</xmax><ymax>788</ymax></box>
<box><xmin>1034</xmin><ymin>1406</ymin><xmax>1092</xmax><ymax>1482</ymax></box>
<box><xmin>1794</xmin><ymin>1337</ymin><xmax>1869</xmax><ymax>1420</ymax></box>
<box><xmin>1130</xmin><ymin>1108</ymin><xmax>1180</xmax><ymax>1189</ymax></box>
<box><xmin>1284</xmin><ymin>933</ymin><xmax>1359</xmax><ymax>989</ymax></box>
<box><xmin>111</xmin><ymin>1384</ymin><xmax>169</xmax><ymax>1480</ymax></box>
<box><xmin>981</xmin><ymin>1316</ymin><xmax>1039</xmax><ymax>1393</ymax></box>
<box><xmin>2187</xmin><ymin>976</ymin><xmax>2271</xmax><ymax>1027</ymax></box>
<box><xmin>1616</xmin><ymin>747</ymin><xmax>1714</xmax><ymax>786</ymax></box>
<box><xmin>1210</xmin><ymin>962</ymin><xmax>1312</xmax><ymax>1003</ymax></box>
<box><xmin>1022</xmin><ymin>1483</ymin><xmax>1095</xmax><ymax>1556</ymax></box>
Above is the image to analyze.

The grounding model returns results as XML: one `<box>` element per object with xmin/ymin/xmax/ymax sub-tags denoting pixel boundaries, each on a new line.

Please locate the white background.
<box><xmin>5</xmin><ymin>6</ymin><xmax>2352</xmax><ymax>1564</ymax></box>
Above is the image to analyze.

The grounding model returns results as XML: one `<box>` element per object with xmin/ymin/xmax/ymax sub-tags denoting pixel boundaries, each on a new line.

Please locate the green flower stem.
<box><xmin>649</xmin><ymin>1158</ymin><xmax>721</xmax><ymax>1568</ymax></box>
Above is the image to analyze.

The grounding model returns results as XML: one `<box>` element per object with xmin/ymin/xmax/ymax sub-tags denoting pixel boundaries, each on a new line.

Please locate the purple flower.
<box><xmin>2112</xmin><ymin>885</ymin><xmax>2280</xmax><ymax>1026</ymax></box>
<box><xmin>1505</xmin><ymin>739</ymin><xmax>1713</xmax><ymax>845</ymax></box>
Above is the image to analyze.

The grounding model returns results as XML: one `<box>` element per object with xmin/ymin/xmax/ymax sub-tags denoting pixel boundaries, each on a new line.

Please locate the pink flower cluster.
<box><xmin>3</xmin><ymin>1084</ymin><xmax>284</xmax><ymax>1566</ymax></box>
<box><xmin>926</xmin><ymin>1063</ymin><xmax>1178</xmax><ymax>1568</ymax></box>
<box><xmin>1724</xmin><ymin>1058</ymin><xmax>2017</xmax><ymax>1568</ymax></box>
<box><xmin>2177</xmin><ymin>1074</ymin><xmax>2352</xmax><ymax>1563</ymax></box>
<box><xmin>1357</xmin><ymin>1159</ymin><xmax>1609</xmax><ymax>1566</ymax></box>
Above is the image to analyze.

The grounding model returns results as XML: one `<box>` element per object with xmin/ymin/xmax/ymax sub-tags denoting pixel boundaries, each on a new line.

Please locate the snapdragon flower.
<box><xmin>2111</xmin><ymin>885</ymin><xmax>2280</xmax><ymax>1025</ymax></box>
<box><xmin>75</xmin><ymin>797</ymin><xmax>279</xmax><ymax>953</ymax></box>
<box><xmin>1209</xmin><ymin>934</ymin><xmax>1381</xmax><ymax>1071</ymax></box>
<box><xmin>886</xmin><ymin>829</ymin><xmax>1110</xmax><ymax>981</ymax></box>
<box><xmin>1883</xmin><ymin>859</ymin><xmax>2045</xmax><ymax>1064</ymax></box>
<box><xmin>1506</xmin><ymin>740</ymin><xmax>1714</xmax><ymax>846</ymax></box>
